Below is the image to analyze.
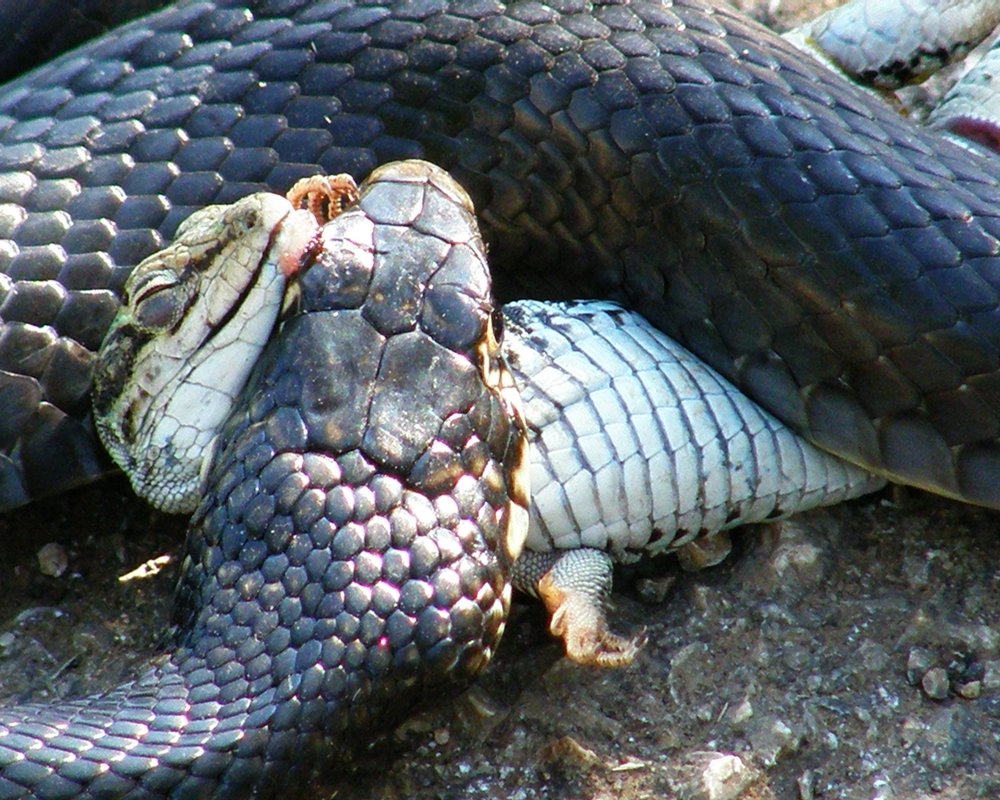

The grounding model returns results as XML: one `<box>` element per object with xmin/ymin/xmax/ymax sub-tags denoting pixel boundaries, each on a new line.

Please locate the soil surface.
<box><xmin>3</xmin><ymin>2</ymin><xmax>1000</xmax><ymax>799</ymax></box>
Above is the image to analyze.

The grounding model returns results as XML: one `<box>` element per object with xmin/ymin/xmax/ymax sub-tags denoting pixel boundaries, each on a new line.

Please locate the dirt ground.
<box><xmin>2</xmin><ymin>2</ymin><xmax>1000</xmax><ymax>799</ymax></box>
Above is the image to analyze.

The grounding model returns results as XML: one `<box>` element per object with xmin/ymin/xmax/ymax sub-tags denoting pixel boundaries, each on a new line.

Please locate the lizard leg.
<box><xmin>513</xmin><ymin>549</ymin><xmax>646</xmax><ymax>668</ymax></box>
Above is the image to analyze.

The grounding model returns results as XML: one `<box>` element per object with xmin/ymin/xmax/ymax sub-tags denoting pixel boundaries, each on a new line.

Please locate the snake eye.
<box><xmin>489</xmin><ymin>307</ymin><xmax>504</xmax><ymax>348</ymax></box>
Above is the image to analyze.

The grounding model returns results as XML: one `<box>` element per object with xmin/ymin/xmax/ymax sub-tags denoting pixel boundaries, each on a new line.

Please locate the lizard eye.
<box><xmin>130</xmin><ymin>271</ymin><xmax>187</xmax><ymax>332</ymax></box>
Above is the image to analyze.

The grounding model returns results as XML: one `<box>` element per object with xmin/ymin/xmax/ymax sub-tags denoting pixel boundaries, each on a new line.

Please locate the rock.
<box><xmin>725</xmin><ymin>697</ymin><xmax>754</xmax><ymax>727</ymax></box>
<box><xmin>664</xmin><ymin>752</ymin><xmax>761</xmax><ymax>800</ymax></box>
<box><xmin>902</xmin><ymin>705</ymin><xmax>991</xmax><ymax>773</ymax></box>
<box><xmin>36</xmin><ymin>542</ymin><xmax>67</xmax><ymax>577</ymax></box>
<box><xmin>983</xmin><ymin>660</ymin><xmax>1000</xmax><ymax>693</ymax></box>
<box><xmin>743</xmin><ymin>513</ymin><xmax>834</xmax><ymax>598</ymax></box>
<box><xmin>957</xmin><ymin>681</ymin><xmax>981</xmax><ymax>700</ymax></box>
<box><xmin>747</xmin><ymin>716</ymin><xmax>801</xmax><ymax>766</ymax></box>
<box><xmin>871</xmin><ymin>775</ymin><xmax>894</xmax><ymax>799</ymax></box>
<box><xmin>900</xmin><ymin>551</ymin><xmax>931</xmax><ymax>589</ymax></box>
<box><xmin>797</xmin><ymin>769</ymin><xmax>815</xmax><ymax>800</ymax></box>
<box><xmin>700</xmin><ymin>754</ymin><xmax>753</xmax><ymax>800</ymax></box>
<box><xmin>433</xmin><ymin>728</ymin><xmax>450</xmax><ymax>746</ymax></box>
<box><xmin>907</xmin><ymin>648</ymin><xmax>934</xmax><ymax>686</ymax></box>
<box><xmin>677</xmin><ymin>532</ymin><xmax>733</xmax><ymax>571</ymax></box>
<box><xmin>858</xmin><ymin>639</ymin><xmax>889</xmax><ymax>672</ymax></box>
<box><xmin>668</xmin><ymin>642</ymin><xmax>712</xmax><ymax>705</ymax></box>
<box><xmin>542</xmin><ymin>736</ymin><xmax>603</xmax><ymax>773</ymax></box>
<box><xmin>921</xmin><ymin>668</ymin><xmax>951</xmax><ymax>701</ymax></box>
<box><xmin>635</xmin><ymin>575</ymin><xmax>676</xmax><ymax>605</ymax></box>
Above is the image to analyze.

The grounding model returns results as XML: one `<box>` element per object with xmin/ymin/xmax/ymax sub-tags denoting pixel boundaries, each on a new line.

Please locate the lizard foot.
<box><xmin>515</xmin><ymin>548</ymin><xmax>646</xmax><ymax>668</ymax></box>
<box><xmin>540</xmin><ymin>571</ymin><xmax>648</xmax><ymax>667</ymax></box>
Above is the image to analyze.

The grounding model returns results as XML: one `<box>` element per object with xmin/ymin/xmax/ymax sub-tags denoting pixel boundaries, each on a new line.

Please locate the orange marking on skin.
<box><xmin>277</xmin><ymin>227</ymin><xmax>323</xmax><ymax>279</ymax></box>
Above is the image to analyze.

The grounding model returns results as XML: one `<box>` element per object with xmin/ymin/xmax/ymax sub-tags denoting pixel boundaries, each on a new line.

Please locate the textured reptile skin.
<box><xmin>504</xmin><ymin>300</ymin><xmax>885</xmax><ymax>561</ymax></box>
<box><xmin>5</xmin><ymin>0</ymin><xmax>1000</xmax><ymax>509</ymax></box>
<box><xmin>791</xmin><ymin>0</ymin><xmax>1000</xmax><ymax>88</ymax></box>
<box><xmin>0</xmin><ymin>0</ymin><xmax>172</xmax><ymax>83</ymax></box>
<box><xmin>91</xmin><ymin>190</ymin><xmax>321</xmax><ymax>513</ymax></box>
<box><xmin>0</xmin><ymin>160</ymin><xmax>527</xmax><ymax>798</ymax></box>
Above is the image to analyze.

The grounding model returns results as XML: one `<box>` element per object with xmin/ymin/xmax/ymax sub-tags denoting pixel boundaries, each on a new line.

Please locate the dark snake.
<box><xmin>2</xmin><ymin>0</ymin><xmax>1000</xmax><ymax>796</ymax></box>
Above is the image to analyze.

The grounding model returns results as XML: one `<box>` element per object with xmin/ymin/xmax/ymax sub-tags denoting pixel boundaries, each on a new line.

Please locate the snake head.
<box><xmin>291</xmin><ymin>160</ymin><xmax>530</xmax><ymax>571</ymax></box>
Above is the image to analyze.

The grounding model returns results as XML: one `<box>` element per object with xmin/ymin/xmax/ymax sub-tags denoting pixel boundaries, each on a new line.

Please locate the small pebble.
<box><xmin>900</xmin><ymin>716</ymin><xmax>926</xmax><ymax>747</ymax></box>
<box><xmin>701</xmin><ymin>754</ymin><xmax>751</xmax><ymax>800</ymax></box>
<box><xmin>725</xmin><ymin>697</ymin><xmax>754</xmax><ymax>727</ymax></box>
<box><xmin>654</xmin><ymin>729</ymin><xmax>681</xmax><ymax>750</ymax></box>
<box><xmin>781</xmin><ymin>641</ymin><xmax>814</xmax><ymax>672</ymax></box>
<box><xmin>798</xmin><ymin>769</ymin><xmax>815</xmax><ymax>800</ymax></box>
<box><xmin>748</xmin><ymin>716</ymin><xmax>800</xmax><ymax>766</ymax></box>
<box><xmin>906</xmin><ymin>647</ymin><xmax>934</xmax><ymax>686</ymax></box>
<box><xmin>757</xmin><ymin>515</ymin><xmax>833</xmax><ymax>594</ymax></box>
<box><xmin>858</xmin><ymin>639</ymin><xmax>889</xmax><ymax>672</ymax></box>
<box><xmin>956</xmin><ymin>680</ymin><xmax>981</xmax><ymax>699</ymax></box>
<box><xmin>393</xmin><ymin>713</ymin><xmax>434</xmax><ymax>739</ymax></box>
<box><xmin>37</xmin><ymin>542</ymin><xmax>68</xmax><ymax>578</ymax></box>
<box><xmin>921</xmin><ymin>667</ymin><xmax>950</xmax><ymax>700</ymax></box>
<box><xmin>459</xmin><ymin>686</ymin><xmax>502</xmax><ymax>719</ymax></box>
<box><xmin>872</xmin><ymin>775</ymin><xmax>894</xmax><ymax>799</ymax></box>
<box><xmin>983</xmin><ymin>660</ymin><xmax>1000</xmax><ymax>692</ymax></box>
<box><xmin>668</xmin><ymin>642</ymin><xmax>711</xmax><ymax>704</ymax></box>
<box><xmin>635</xmin><ymin>575</ymin><xmax>676</xmax><ymax>604</ymax></box>
<box><xmin>433</xmin><ymin>727</ymin><xmax>450</xmax><ymax>746</ymax></box>
<box><xmin>900</xmin><ymin>552</ymin><xmax>931</xmax><ymax>588</ymax></box>
<box><xmin>543</xmin><ymin>736</ymin><xmax>602</xmax><ymax>772</ymax></box>
<box><xmin>676</xmin><ymin>532</ymin><xmax>732</xmax><ymax>571</ymax></box>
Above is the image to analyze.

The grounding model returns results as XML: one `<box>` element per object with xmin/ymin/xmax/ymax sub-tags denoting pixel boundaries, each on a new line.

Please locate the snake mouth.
<box><xmin>196</xmin><ymin>206</ymin><xmax>316</xmax><ymax>349</ymax></box>
<box><xmin>497</xmin><ymin>368</ymin><xmax>531</xmax><ymax>564</ymax></box>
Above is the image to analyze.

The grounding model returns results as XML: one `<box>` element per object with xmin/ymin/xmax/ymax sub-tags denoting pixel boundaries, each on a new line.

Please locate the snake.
<box><xmin>4</xmin><ymin>157</ymin><xmax>532</xmax><ymax>798</ymax></box>
<box><xmin>3</xmin><ymin>0</ymin><xmax>1000</xmax><ymax>796</ymax></box>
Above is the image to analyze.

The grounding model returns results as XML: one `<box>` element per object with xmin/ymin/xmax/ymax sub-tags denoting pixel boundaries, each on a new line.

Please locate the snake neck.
<box><xmin>0</xmin><ymin>438</ymin><xmax>516</xmax><ymax>799</ymax></box>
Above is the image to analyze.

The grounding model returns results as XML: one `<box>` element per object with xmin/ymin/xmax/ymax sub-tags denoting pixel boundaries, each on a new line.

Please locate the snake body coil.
<box><xmin>4</xmin><ymin>0</ymin><xmax>1000</xmax><ymax>507</ymax></box>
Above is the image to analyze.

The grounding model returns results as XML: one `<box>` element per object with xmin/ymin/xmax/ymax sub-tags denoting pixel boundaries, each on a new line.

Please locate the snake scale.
<box><xmin>3</xmin><ymin>0</ymin><xmax>1000</xmax><ymax>796</ymax></box>
<box><xmin>4</xmin><ymin>0</ymin><xmax>1000</xmax><ymax>510</ymax></box>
